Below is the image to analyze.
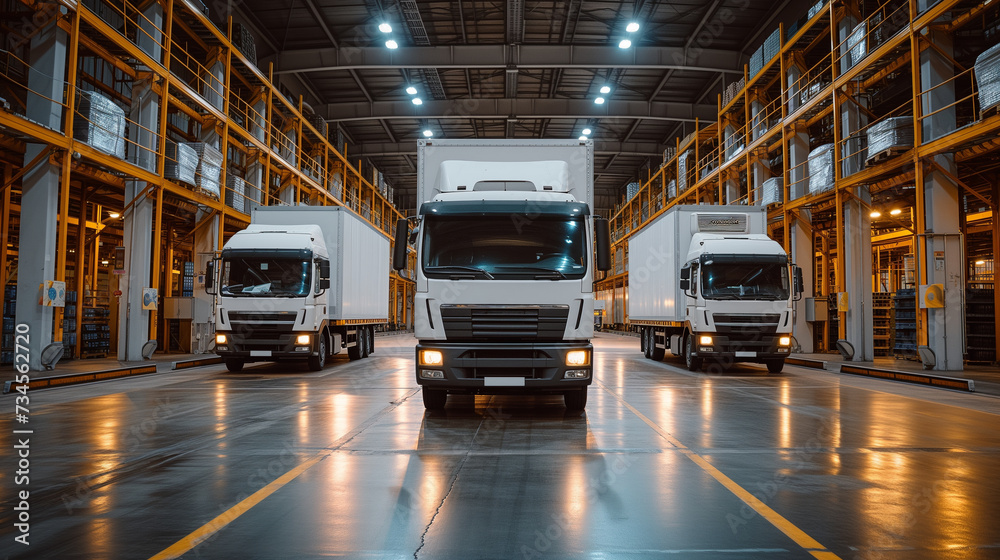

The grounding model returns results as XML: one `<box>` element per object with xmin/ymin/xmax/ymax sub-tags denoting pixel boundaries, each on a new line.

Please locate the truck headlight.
<box><xmin>699</xmin><ymin>335</ymin><xmax>713</xmax><ymax>345</ymax></box>
<box><xmin>779</xmin><ymin>336</ymin><xmax>791</xmax><ymax>346</ymax></box>
<box><xmin>216</xmin><ymin>334</ymin><xmax>227</xmax><ymax>344</ymax></box>
<box><xmin>419</xmin><ymin>350</ymin><xmax>443</xmax><ymax>366</ymax></box>
<box><xmin>566</xmin><ymin>350</ymin><xmax>590</xmax><ymax>366</ymax></box>
<box><xmin>296</xmin><ymin>334</ymin><xmax>311</xmax><ymax>345</ymax></box>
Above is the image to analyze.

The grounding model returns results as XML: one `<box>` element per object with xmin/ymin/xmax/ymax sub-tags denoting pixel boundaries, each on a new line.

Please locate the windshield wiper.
<box><xmin>425</xmin><ymin>265</ymin><xmax>495</xmax><ymax>279</ymax></box>
<box><xmin>493</xmin><ymin>266</ymin><xmax>568</xmax><ymax>279</ymax></box>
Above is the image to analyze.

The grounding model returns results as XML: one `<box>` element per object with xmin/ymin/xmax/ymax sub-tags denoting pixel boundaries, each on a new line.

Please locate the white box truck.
<box><xmin>628</xmin><ymin>205</ymin><xmax>802</xmax><ymax>373</ymax></box>
<box><xmin>393</xmin><ymin>139</ymin><xmax>611</xmax><ymax>410</ymax></box>
<box><xmin>208</xmin><ymin>206</ymin><xmax>390</xmax><ymax>372</ymax></box>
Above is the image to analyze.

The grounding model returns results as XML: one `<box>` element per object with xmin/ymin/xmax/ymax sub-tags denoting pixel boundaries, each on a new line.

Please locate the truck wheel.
<box><xmin>650</xmin><ymin>330</ymin><xmax>665</xmax><ymax>361</ymax></box>
<box><xmin>307</xmin><ymin>335</ymin><xmax>327</xmax><ymax>371</ymax></box>
<box><xmin>422</xmin><ymin>387</ymin><xmax>447</xmax><ymax>410</ymax></box>
<box><xmin>641</xmin><ymin>328</ymin><xmax>649</xmax><ymax>358</ymax></box>
<box><xmin>366</xmin><ymin>326</ymin><xmax>375</xmax><ymax>355</ymax></box>
<box><xmin>348</xmin><ymin>329</ymin><xmax>362</xmax><ymax>360</ymax></box>
<box><xmin>766</xmin><ymin>358</ymin><xmax>785</xmax><ymax>373</ymax></box>
<box><xmin>684</xmin><ymin>333</ymin><xmax>703</xmax><ymax>372</ymax></box>
<box><xmin>224</xmin><ymin>358</ymin><xmax>244</xmax><ymax>373</ymax></box>
<box><xmin>359</xmin><ymin>327</ymin><xmax>369</xmax><ymax>358</ymax></box>
<box><xmin>564</xmin><ymin>387</ymin><xmax>588</xmax><ymax>410</ymax></box>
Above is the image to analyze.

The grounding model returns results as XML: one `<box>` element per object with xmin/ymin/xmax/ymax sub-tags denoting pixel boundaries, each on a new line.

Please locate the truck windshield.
<box><xmin>422</xmin><ymin>216</ymin><xmax>587</xmax><ymax>280</ymax></box>
<box><xmin>702</xmin><ymin>262</ymin><xmax>789</xmax><ymax>301</ymax></box>
<box><xmin>220</xmin><ymin>257</ymin><xmax>312</xmax><ymax>297</ymax></box>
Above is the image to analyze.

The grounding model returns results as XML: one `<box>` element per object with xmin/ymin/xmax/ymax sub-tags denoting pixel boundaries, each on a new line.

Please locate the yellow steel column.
<box><xmin>54</xmin><ymin>9</ymin><xmax>81</xmax><ymax>345</ymax></box>
<box><xmin>0</xmin><ymin>166</ymin><xmax>10</xmax><ymax>291</ymax></box>
<box><xmin>149</xmin><ymin>184</ymin><xmax>163</xmax><ymax>341</ymax></box>
<box><xmin>74</xmin><ymin>190</ymin><xmax>87</xmax><ymax>358</ymax></box>
<box><xmin>909</xmin><ymin>7</ymin><xmax>928</xmax><ymax>347</ymax></box>
<box><xmin>149</xmin><ymin>0</ymin><xmax>174</xmax><ymax>344</ymax></box>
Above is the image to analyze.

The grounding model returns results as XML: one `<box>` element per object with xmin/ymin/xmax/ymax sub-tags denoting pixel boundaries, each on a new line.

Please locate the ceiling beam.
<box><xmin>319</xmin><ymin>97</ymin><xmax>719</xmax><ymax>123</ymax></box>
<box><xmin>270</xmin><ymin>44</ymin><xmax>744</xmax><ymax>75</ymax></box>
<box><xmin>348</xmin><ymin>140</ymin><xmax>665</xmax><ymax>159</ymax></box>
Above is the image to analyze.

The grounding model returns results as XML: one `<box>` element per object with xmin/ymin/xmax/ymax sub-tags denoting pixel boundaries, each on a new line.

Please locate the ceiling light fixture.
<box><xmin>108</xmin><ymin>212</ymin><xmax>121</xmax><ymax>219</ymax></box>
<box><xmin>626</xmin><ymin>22</ymin><xmax>640</xmax><ymax>33</ymax></box>
<box><xmin>385</xmin><ymin>39</ymin><xmax>398</xmax><ymax>49</ymax></box>
<box><xmin>423</xmin><ymin>129</ymin><xmax>433</xmax><ymax>137</ymax></box>
<box><xmin>600</xmin><ymin>85</ymin><xmax>611</xmax><ymax>94</ymax></box>
<box><xmin>582</xmin><ymin>128</ymin><xmax>592</xmax><ymax>135</ymax></box>
<box><xmin>406</xmin><ymin>86</ymin><xmax>417</xmax><ymax>95</ymax></box>
<box><xmin>412</xmin><ymin>98</ymin><xmax>423</xmax><ymax>105</ymax></box>
<box><xmin>101</xmin><ymin>260</ymin><xmax>109</xmax><ymax>265</ymax></box>
<box><xmin>890</xmin><ymin>208</ymin><xmax>902</xmax><ymax>216</ymax></box>
<box><xmin>870</xmin><ymin>210</ymin><xmax>881</xmax><ymax>218</ymax></box>
<box><xmin>618</xmin><ymin>39</ymin><xmax>632</xmax><ymax>49</ymax></box>
<box><xmin>379</xmin><ymin>23</ymin><xmax>392</xmax><ymax>33</ymax></box>
<box><xmin>594</xmin><ymin>97</ymin><xmax>606</xmax><ymax>104</ymax></box>
<box><xmin>976</xmin><ymin>260</ymin><xmax>986</xmax><ymax>265</ymax></box>
<box><xmin>579</xmin><ymin>135</ymin><xmax>588</xmax><ymax>141</ymax></box>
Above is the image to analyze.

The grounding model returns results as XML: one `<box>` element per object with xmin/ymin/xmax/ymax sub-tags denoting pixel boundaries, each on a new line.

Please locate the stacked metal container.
<box><xmin>667</xmin><ymin>179</ymin><xmax>677</xmax><ymax>200</ymax></box>
<box><xmin>626</xmin><ymin>182</ymin><xmax>641</xmax><ymax>201</ymax></box>
<box><xmin>186</xmin><ymin>142</ymin><xmax>223</xmax><ymax>199</ymax></box>
<box><xmin>233</xmin><ymin>22</ymin><xmax>257</xmax><ymax>66</ymax></box>
<box><xmin>74</xmin><ymin>90</ymin><xmax>126</xmax><ymax>159</ymax></box>
<box><xmin>846</xmin><ymin>21</ymin><xmax>867</xmax><ymax>69</ymax></box>
<box><xmin>975</xmin><ymin>43</ymin><xmax>1000</xmax><ymax>114</ymax></box>
<box><xmin>807</xmin><ymin>144</ymin><xmax>835</xmax><ymax>194</ymax></box>
<box><xmin>865</xmin><ymin>116</ymin><xmax>914</xmax><ymax>162</ymax></box>
<box><xmin>763</xmin><ymin>29</ymin><xmax>780</xmax><ymax>63</ymax></box>
<box><xmin>164</xmin><ymin>141</ymin><xmax>198</xmax><ymax>185</ymax></box>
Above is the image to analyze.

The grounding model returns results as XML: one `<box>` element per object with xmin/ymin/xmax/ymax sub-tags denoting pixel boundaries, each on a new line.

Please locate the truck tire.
<box><xmin>307</xmin><ymin>334</ymin><xmax>327</xmax><ymax>371</ymax></box>
<box><xmin>348</xmin><ymin>329</ymin><xmax>362</xmax><ymax>360</ymax></box>
<box><xmin>224</xmin><ymin>358</ymin><xmax>244</xmax><ymax>373</ymax></box>
<box><xmin>641</xmin><ymin>328</ymin><xmax>649</xmax><ymax>358</ymax></box>
<box><xmin>359</xmin><ymin>327</ymin><xmax>369</xmax><ymax>358</ymax></box>
<box><xmin>422</xmin><ymin>387</ymin><xmax>447</xmax><ymax>410</ymax></box>
<box><xmin>684</xmin><ymin>333</ymin><xmax>703</xmax><ymax>372</ymax></box>
<box><xmin>650</xmin><ymin>330</ymin><xmax>665</xmax><ymax>361</ymax></box>
<box><xmin>564</xmin><ymin>387</ymin><xmax>587</xmax><ymax>411</ymax></box>
<box><xmin>367</xmin><ymin>326</ymin><xmax>375</xmax><ymax>355</ymax></box>
<box><xmin>766</xmin><ymin>358</ymin><xmax>785</xmax><ymax>373</ymax></box>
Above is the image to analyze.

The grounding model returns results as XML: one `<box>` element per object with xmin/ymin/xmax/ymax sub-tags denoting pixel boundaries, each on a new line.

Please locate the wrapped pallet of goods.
<box><xmin>807</xmin><ymin>144</ymin><xmax>835</xmax><ymax>195</ymax></box>
<box><xmin>763</xmin><ymin>28</ymin><xmax>780</xmax><ymax>63</ymax></box>
<box><xmin>865</xmin><ymin>116</ymin><xmax>913</xmax><ymax>163</ymax></box>
<box><xmin>760</xmin><ymin>177</ymin><xmax>783</xmax><ymax>206</ymax></box>
<box><xmin>186</xmin><ymin>142</ymin><xmax>223</xmax><ymax>199</ymax></box>
<box><xmin>164</xmin><ymin>141</ymin><xmax>198</xmax><ymax>185</ymax></box>
<box><xmin>667</xmin><ymin>179</ymin><xmax>676</xmax><ymax>199</ymax></box>
<box><xmin>975</xmin><ymin>43</ymin><xmax>1000</xmax><ymax>115</ymax></box>
<box><xmin>233</xmin><ymin>22</ymin><xmax>257</xmax><ymax>67</ymax></box>
<box><xmin>677</xmin><ymin>150</ymin><xmax>692</xmax><ymax>191</ymax></box>
<box><xmin>74</xmin><ymin>90</ymin><xmax>126</xmax><ymax>159</ymax></box>
<box><xmin>226</xmin><ymin>175</ymin><xmax>247</xmax><ymax>214</ymax></box>
<box><xmin>847</xmin><ymin>21</ymin><xmax>866</xmax><ymax>68</ymax></box>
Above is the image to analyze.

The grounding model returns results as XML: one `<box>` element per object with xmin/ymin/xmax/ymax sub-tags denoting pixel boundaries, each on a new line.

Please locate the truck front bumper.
<box><xmin>692</xmin><ymin>334</ymin><xmax>791</xmax><ymax>361</ymax></box>
<box><xmin>415</xmin><ymin>342</ymin><xmax>593</xmax><ymax>393</ymax></box>
<box><xmin>214</xmin><ymin>331</ymin><xmax>318</xmax><ymax>361</ymax></box>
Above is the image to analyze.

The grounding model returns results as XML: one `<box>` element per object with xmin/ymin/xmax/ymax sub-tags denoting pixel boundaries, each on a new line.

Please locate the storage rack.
<box><xmin>966</xmin><ymin>284</ymin><xmax>996</xmax><ymax>363</ymax></box>
<box><xmin>872</xmin><ymin>292</ymin><xmax>893</xmax><ymax>357</ymax></box>
<box><xmin>892</xmin><ymin>289</ymin><xmax>917</xmax><ymax>360</ymax></box>
<box><xmin>597</xmin><ymin>0</ymin><xmax>1000</xmax><ymax>362</ymax></box>
<box><xmin>0</xmin><ymin>0</ymin><xmax>418</xmax><ymax>361</ymax></box>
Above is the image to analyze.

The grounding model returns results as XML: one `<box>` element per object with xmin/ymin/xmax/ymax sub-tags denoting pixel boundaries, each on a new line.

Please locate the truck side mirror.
<box><xmin>319</xmin><ymin>259</ymin><xmax>330</xmax><ymax>279</ymax></box>
<box><xmin>393</xmin><ymin>219</ymin><xmax>409</xmax><ymax>271</ymax></box>
<box><xmin>205</xmin><ymin>260</ymin><xmax>215</xmax><ymax>294</ymax></box>
<box><xmin>319</xmin><ymin>278</ymin><xmax>331</xmax><ymax>290</ymax></box>
<box><xmin>679</xmin><ymin>267</ymin><xmax>690</xmax><ymax>291</ymax></box>
<box><xmin>793</xmin><ymin>266</ymin><xmax>804</xmax><ymax>298</ymax></box>
<box><xmin>595</xmin><ymin>217</ymin><xmax>612</xmax><ymax>272</ymax></box>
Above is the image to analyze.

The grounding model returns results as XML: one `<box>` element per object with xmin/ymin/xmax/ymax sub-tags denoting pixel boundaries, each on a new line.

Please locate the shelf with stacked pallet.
<box><xmin>965</xmin><ymin>284</ymin><xmax>996</xmax><ymax>364</ymax></box>
<box><xmin>892</xmin><ymin>289</ymin><xmax>917</xmax><ymax>360</ymax></box>
<box><xmin>872</xmin><ymin>292</ymin><xmax>894</xmax><ymax>357</ymax></box>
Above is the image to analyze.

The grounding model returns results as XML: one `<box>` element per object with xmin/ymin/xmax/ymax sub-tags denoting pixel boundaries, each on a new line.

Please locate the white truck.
<box><xmin>628</xmin><ymin>205</ymin><xmax>802</xmax><ymax>373</ymax></box>
<box><xmin>393</xmin><ymin>139</ymin><xmax>611</xmax><ymax>410</ymax></box>
<box><xmin>207</xmin><ymin>206</ymin><xmax>389</xmax><ymax>372</ymax></box>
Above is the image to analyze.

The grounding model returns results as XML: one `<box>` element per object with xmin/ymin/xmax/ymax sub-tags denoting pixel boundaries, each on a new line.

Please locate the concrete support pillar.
<box><xmin>137</xmin><ymin>2</ymin><xmax>164</xmax><ymax>64</ymax></box>
<box><xmin>16</xmin><ymin>23</ymin><xmax>66</xmax><ymax>370</ymax></box>
<box><xmin>192</xmin><ymin>210</ymin><xmax>219</xmax><ymax>353</ymax></box>
<box><xmin>253</xmin><ymin>98</ymin><xmax>267</xmax><ymax>143</ymax></box>
<box><xmin>248</xmin><ymin>159</ymin><xmax>264</xmax><ymax>207</ymax></box>
<box><xmin>919</xmin><ymin>30</ymin><xmax>964</xmax><ymax>370</ymax></box>
<box><xmin>118</xmin><ymin>183</ymin><xmax>154</xmax><ymax>361</ymax></box>
<box><xmin>751</xmin><ymin>99</ymin><xmax>765</xmax><ymax>141</ymax></box>
<box><xmin>790</xmin><ymin>211</ymin><xmax>815</xmax><ymax>352</ymax></box>
<box><xmin>843</xmin><ymin>187</ymin><xmax>874</xmax><ymax>360</ymax></box>
<box><xmin>204</xmin><ymin>61</ymin><xmax>225</xmax><ymax>111</ymax></box>
<box><xmin>787</xmin><ymin>64</ymin><xmax>801</xmax><ymax>114</ymax></box>
<box><xmin>278</xmin><ymin>182</ymin><xmax>295</xmax><ymax>205</ymax></box>
<box><xmin>751</xmin><ymin>159</ymin><xmax>770</xmax><ymax>202</ymax></box>
<box><xmin>723</xmin><ymin>175</ymin><xmax>740</xmax><ymax>205</ymax></box>
<box><xmin>788</xmin><ymin>126</ymin><xmax>810</xmax><ymax>200</ymax></box>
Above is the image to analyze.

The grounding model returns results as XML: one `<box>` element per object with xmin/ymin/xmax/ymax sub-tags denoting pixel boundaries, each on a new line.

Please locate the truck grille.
<box><xmin>440</xmin><ymin>305</ymin><xmax>569</xmax><ymax>341</ymax></box>
<box><xmin>712</xmin><ymin>313</ymin><xmax>781</xmax><ymax>336</ymax></box>
<box><xmin>227</xmin><ymin>311</ymin><xmax>297</xmax><ymax>334</ymax></box>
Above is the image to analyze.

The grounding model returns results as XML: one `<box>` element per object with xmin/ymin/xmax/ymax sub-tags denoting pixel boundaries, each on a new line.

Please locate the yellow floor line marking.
<box><xmin>598</xmin><ymin>380</ymin><xmax>843</xmax><ymax>560</ymax></box>
<box><xmin>148</xmin><ymin>387</ymin><xmax>420</xmax><ymax>560</ymax></box>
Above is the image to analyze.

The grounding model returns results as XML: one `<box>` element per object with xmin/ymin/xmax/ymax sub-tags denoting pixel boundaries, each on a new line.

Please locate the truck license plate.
<box><xmin>735</xmin><ymin>351</ymin><xmax>756</xmax><ymax>358</ymax></box>
<box><xmin>250</xmin><ymin>350</ymin><xmax>272</xmax><ymax>357</ymax></box>
<box><xmin>484</xmin><ymin>377</ymin><xmax>525</xmax><ymax>387</ymax></box>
